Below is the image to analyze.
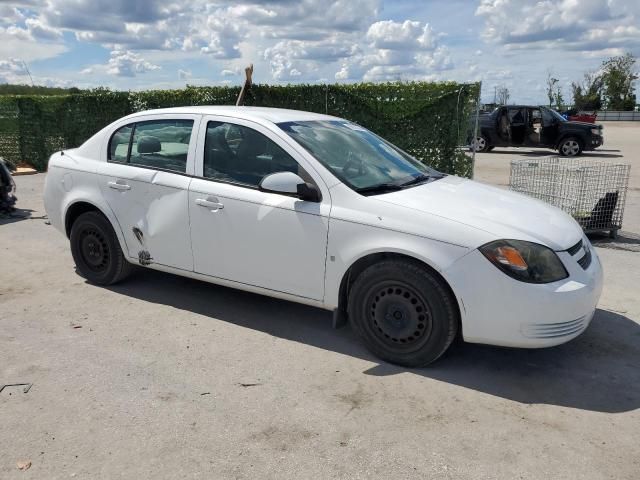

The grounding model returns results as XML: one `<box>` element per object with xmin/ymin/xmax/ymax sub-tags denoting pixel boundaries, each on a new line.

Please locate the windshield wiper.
<box><xmin>399</xmin><ymin>174</ymin><xmax>431</xmax><ymax>187</ymax></box>
<box><xmin>355</xmin><ymin>183</ymin><xmax>404</xmax><ymax>195</ymax></box>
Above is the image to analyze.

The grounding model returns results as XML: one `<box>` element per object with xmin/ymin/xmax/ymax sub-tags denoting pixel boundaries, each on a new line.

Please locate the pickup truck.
<box><xmin>471</xmin><ymin>105</ymin><xmax>603</xmax><ymax>156</ymax></box>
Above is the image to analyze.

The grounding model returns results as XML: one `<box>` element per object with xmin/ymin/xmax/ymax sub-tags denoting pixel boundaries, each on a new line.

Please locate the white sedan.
<box><xmin>43</xmin><ymin>106</ymin><xmax>603</xmax><ymax>366</ymax></box>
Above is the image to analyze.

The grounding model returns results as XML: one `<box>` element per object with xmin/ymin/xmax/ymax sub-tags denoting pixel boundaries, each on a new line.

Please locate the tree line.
<box><xmin>493</xmin><ymin>52</ymin><xmax>637</xmax><ymax>111</ymax></box>
<box><xmin>572</xmin><ymin>53</ymin><xmax>637</xmax><ymax>111</ymax></box>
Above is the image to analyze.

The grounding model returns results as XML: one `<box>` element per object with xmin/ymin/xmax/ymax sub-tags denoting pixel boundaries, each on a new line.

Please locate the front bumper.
<box><xmin>588</xmin><ymin>135</ymin><xmax>603</xmax><ymax>149</ymax></box>
<box><xmin>443</xmin><ymin>238</ymin><xmax>603</xmax><ymax>348</ymax></box>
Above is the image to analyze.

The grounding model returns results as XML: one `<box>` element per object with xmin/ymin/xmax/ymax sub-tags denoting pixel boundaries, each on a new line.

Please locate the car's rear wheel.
<box><xmin>348</xmin><ymin>260</ymin><xmax>458</xmax><ymax>367</ymax></box>
<box><xmin>70</xmin><ymin>211</ymin><xmax>132</xmax><ymax>285</ymax></box>
<box><xmin>558</xmin><ymin>137</ymin><xmax>582</xmax><ymax>157</ymax></box>
<box><xmin>471</xmin><ymin>135</ymin><xmax>491</xmax><ymax>153</ymax></box>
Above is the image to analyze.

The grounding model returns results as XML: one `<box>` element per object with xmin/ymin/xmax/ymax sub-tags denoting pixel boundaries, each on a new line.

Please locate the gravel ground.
<box><xmin>1</xmin><ymin>122</ymin><xmax>639</xmax><ymax>479</ymax></box>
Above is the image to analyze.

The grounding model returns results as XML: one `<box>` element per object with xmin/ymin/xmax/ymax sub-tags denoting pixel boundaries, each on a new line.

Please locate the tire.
<box><xmin>70</xmin><ymin>211</ymin><xmax>132</xmax><ymax>285</ymax></box>
<box><xmin>470</xmin><ymin>135</ymin><xmax>490</xmax><ymax>153</ymax></box>
<box><xmin>347</xmin><ymin>260</ymin><xmax>458</xmax><ymax>367</ymax></box>
<box><xmin>558</xmin><ymin>137</ymin><xmax>582</xmax><ymax>157</ymax></box>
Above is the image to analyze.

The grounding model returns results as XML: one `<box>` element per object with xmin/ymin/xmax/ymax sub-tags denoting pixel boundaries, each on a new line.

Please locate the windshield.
<box><xmin>543</xmin><ymin>107</ymin><xmax>567</xmax><ymax>122</ymax></box>
<box><xmin>277</xmin><ymin>120</ymin><xmax>438</xmax><ymax>192</ymax></box>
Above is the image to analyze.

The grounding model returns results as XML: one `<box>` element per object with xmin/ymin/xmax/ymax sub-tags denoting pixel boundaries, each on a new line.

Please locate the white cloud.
<box><xmin>106</xmin><ymin>50</ymin><xmax>160</xmax><ymax>77</ymax></box>
<box><xmin>221</xmin><ymin>68</ymin><xmax>240</xmax><ymax>77</ymax></box>
<box><xmin>366</xmin><ymin>20</ymin><xmax>436</xmax><ymax>50</ymax></box>
<box><xmin>229</xmin><ymin>0</ymin><xmax>381</xmax><ymax>39</ymax></box>
<box><xmin>24</xmin><ymin>18</ymin><xmax>63</xmax><ymax>40</ymax></box>
<box><xmin>0</xmin><ymin>56</ymin><xmax>74</xmax><ymax>87</ymax></box>
<box><xmin>197</xmin><ymin>17</ymin><xmax>244</xmax><ymax>58</ymax></box>
<box><xmin>0</xmin><ymin>5</ymin><xmax>26</xmax><ymax>28</ymax></box>
<box><xmin>476</xmin><ymin>0</ymin><xmax>640</xmax><ymax>54</ymax></box>
<box><xmin>0</xmin><ymin>57</ymin><xmax>28</xmax><ymax>83</ymax></box>
<box><xmin>264</xmin><ymin>37</ymin><xmax>360</xmax><ymax>80</ymax></box>
<box><xmin>0</xmin><ymin>30</ymin><xmax>67</xmax><ymax>63</ymax></box>
<box><xmin>178</xmin><ymin>68</ymin><xmax>191</xmax><ymax>80</ymax></box>
<box><xmin>335</xmin><ymin>19</ymin><xmax>451</xmax><ymax>82</ymax></box>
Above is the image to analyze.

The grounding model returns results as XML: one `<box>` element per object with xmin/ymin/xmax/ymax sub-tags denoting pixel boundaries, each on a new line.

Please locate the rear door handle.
<box><xmin>195</xmin><ymin>197</ymin><xmax>224</xmax><ymax>211</ymax></box>
<box><xmin>108</xmin><ymin>181</ymin><xmax>131</xmax><ymax>191</ymax></box>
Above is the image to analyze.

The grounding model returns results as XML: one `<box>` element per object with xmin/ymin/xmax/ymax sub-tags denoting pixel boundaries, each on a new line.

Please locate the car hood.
<box><xmin>373</xmin><ymin>176</ymin><xmax>583</xmax><ymax>251</ymax></box>
<box><xmin>564</xmin><ymin>120</ymin><xmax>602</xmax><ymax>129</ymax></box>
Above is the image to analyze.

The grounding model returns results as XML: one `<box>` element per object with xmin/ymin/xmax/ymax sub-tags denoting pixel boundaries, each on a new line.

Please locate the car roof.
<box><xmin>126</xmin><ymin>106</ymin><xmax>339</xmax><ymax>124</ymax></box>
<box><xmin>496</xmin><ymin>105</ymin><xmax>549</xmax><ymax>109</ymax></box>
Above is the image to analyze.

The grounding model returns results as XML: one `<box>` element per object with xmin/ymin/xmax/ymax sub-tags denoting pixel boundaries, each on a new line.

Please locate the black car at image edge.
<box><xmin>471</xmin><ymin>105</ymin><xmax>604</xmax><ymax>156</ymax></box>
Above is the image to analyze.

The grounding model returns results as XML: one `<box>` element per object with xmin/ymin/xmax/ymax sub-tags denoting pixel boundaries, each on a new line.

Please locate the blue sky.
<box><xmin>0</xmin><ymin>0</ymin><xmax>638</xmax><ymax>104</ymax></box>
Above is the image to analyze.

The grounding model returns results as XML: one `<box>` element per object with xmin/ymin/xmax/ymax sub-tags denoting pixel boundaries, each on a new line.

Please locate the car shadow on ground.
<box><xmin>0</xmin><ymin>208</ymin><xmax>37</xmax><ymax>225</ymax></box>
<box><xmin>105</xmin><ymin>268</ymin><xmax>640</xmax><ymax>414</ymax></box>
<box><xmin>487</xmin><ymin>149</ymin><xmax>623</xmax><ymax>158</ymax></box>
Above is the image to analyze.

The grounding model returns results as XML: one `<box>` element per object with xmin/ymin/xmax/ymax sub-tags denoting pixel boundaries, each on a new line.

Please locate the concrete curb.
<box><xmin>13</xmin><ymin>167</ymin><xmax>38</xmax><ymax>176</ymax></box>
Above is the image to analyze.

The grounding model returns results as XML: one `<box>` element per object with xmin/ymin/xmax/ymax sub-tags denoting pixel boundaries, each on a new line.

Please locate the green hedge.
<box><xmin>0</xmin><ymin>82</ymin><xmax>479</xmax><ymax>175</ymax></box>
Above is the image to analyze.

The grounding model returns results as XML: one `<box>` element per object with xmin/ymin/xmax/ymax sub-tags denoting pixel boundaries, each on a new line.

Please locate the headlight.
<box><xmin>479</xmin><ymin>240</ymin><xmax>568</xmax><ymax>284</ymax></box>
<box><xmin>591</xmin><ymin>127</ymin><xmax>600</xmax><ymax>135</ymax></box>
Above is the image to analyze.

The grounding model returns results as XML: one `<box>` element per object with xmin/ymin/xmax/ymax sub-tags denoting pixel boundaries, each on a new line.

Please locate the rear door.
<box><xmin>525</xmin><ymin>107</ymin><xmax>543</xmax><ymax>147</ymax></box>
<box><xmin>188</xmin><ymin>116</ymin><xmax>330</xmax><ymax>300</ymax></box>
<box><xmin>97</xmin><ymin>114</ymin><xmax>200</xmax><ymax>270</ymax></box>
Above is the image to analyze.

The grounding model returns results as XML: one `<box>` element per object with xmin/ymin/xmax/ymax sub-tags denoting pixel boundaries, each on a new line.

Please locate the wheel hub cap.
<box><xmin>368</xmin><ymin>285</ymin><xmax>431</xmax><ymax>349</ymax></box>
<box><xmin>79</xmin><ymin>229</ymin><xmax>109</xmax><ymax>271</ymax></box>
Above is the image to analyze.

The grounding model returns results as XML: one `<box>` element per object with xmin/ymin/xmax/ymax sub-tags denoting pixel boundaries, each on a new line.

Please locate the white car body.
<box><xmin>44</xmin><ymin>106</ymin><xmax>603</xmax><ymax>349</ymax></box>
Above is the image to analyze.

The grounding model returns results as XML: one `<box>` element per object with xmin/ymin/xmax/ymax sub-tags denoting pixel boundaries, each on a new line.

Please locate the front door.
<box><xmin>188</xmin><ymin>117</ymin><xmax>330</xmax><ymax>301</ymax></box>
<box><xmin>540</xmin><ymin>107</ymin><xmax>560</xmax><ymax>147</ymax></box>
<box><xmin>495</xmin><ymin>107</ymin><xmax>510</xmax><ymax>146</ymax></box>
<box><xmin>98</xmin><ymin>115</ymin><xmax>199</xmax><ymax>270</ymax></box>
<box><xmin>508</xmin><ymin>107</ymin><xmax>526</xmax><ymax>145</ymax></box>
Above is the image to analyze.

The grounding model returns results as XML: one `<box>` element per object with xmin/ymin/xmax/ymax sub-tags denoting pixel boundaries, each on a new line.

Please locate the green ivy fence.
<box><xmin>0</xmin><ymin>82</ymin><xmax>480</xmax><ymax>175</ymax></box>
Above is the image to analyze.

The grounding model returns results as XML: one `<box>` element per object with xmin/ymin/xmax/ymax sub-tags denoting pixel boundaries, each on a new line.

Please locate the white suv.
<box><xmin>44</xmin><ymin>106</ymin><xmax>603</xmax><ymax>366</ymax></box>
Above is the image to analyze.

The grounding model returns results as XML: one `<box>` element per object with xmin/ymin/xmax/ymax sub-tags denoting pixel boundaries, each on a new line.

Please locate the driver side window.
<box><xmin>203</xmin><ymin>121</ymin><xmax>310</xmax><ymax>188</ymax></box>
<box><xmin>541</xmin><ymin>108</ymin><xmax>555</xmax><ymax>126</ymax></box>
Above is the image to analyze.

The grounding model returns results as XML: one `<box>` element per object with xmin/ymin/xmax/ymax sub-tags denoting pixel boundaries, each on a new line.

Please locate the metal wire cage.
<box><xmin>509</xmin><ymin>157</ymin><xmax>631</xmax><ymax>237</ymax></box>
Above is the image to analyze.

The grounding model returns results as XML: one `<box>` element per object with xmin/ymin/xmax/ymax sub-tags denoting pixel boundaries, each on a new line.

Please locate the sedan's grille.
<box><xmin>577</xmin><ymin>248</ymin><xmax>592</xmax><ymax>270</ymax></box>
<box><xmin>566</xmin><ymin>239</ymin><xmax>583</xmax><ymax>256</ymax></box>
<box><xmin>522</xmin><ymin>316</ymin><xmax>587</xmax><ymax>339</ymax></box>
<box><xmin>565</xmin><ymin>238</ymin><xmax>592</xmax><ymax>270</ymax></box>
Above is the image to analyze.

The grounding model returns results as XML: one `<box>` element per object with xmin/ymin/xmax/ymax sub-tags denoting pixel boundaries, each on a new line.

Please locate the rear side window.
<box><xmin>108</xmin><ymin>119</ymin><xmax>194</xmax><ymax>174</ymax></box>
<box><xmin>108</xmin><ymin>125</ymin><xmax>132</xmax><ymax>162</ymax></box>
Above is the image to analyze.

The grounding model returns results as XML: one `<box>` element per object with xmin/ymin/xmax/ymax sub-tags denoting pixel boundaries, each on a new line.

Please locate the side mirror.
<box><xmin>259</xmin><ymin>171</ymin><xmax>321</xmax><ymax>202</ymax></box>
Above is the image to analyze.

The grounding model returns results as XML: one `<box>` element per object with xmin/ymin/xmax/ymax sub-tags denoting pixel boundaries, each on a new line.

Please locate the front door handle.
<box><xmin>195</xmin><ymin>197</ymin><xmax>224</xmax><ymax>211</ymax></box>
<box><xmin>108</xmin><ymin>181</ymin><xmax>131</xmax><ymax>191</ymax></box>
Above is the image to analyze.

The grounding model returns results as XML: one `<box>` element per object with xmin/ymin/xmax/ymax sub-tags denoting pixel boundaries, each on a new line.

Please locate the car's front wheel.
<box><xmin>558</xmin><ymin>137</ymin><xmax>582</xmax><ymax>157</ymax></box>
<box><xmin>348</xmin><ymin>260</ymin><xmax>458</xmax><ymax>367</ymax></box>
<box><xmin>70</xmin><ymin>211</ymin><xmax>132</xmax><ymax>285</ymax></box>
<box><xmin>470</xmin><ymin>135</ymin><xmax>491</xmax><ymax>153</ymax></box>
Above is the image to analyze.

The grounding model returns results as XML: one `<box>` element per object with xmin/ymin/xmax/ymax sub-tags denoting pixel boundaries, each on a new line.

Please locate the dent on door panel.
<box><xmin>98</xmin><ymin>164</ymin><xmax>194</xmax><ymax>270</ymax></box>
<box><xmin>133</xmin><ymin>174</ymin><xmax>193</xmax><ymax>269</ymax></box>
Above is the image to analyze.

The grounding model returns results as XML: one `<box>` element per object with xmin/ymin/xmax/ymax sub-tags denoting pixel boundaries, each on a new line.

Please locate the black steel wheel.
<box><xmin>348</xmin><ymin>259</ymin><xmax>458</xmax><ymax>367</ymax></box>
<box><xmin>78</xmin><ymin>227</ymin><xmax>110</xmax><ymax>273</ymax></box>
<box><xmin>365</xmin><ymin>282</ymin><xmax>433</xmax><ymax>354</ymax></box>
<box><xmin>70</xmin><ymin>211</ymin><xmax>132</xmax><ymax>285</ymax></box>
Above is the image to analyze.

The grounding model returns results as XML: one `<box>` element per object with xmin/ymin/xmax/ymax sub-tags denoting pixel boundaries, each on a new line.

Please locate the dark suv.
<box><xmin>472</xmin><ymin>105</ymin><xmax>603</xmax><ymax>156</ymax></box>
